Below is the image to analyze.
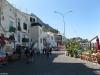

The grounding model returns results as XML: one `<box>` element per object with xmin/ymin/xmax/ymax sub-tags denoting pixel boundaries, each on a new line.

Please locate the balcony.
<box><xmin>22</xmin><ymin>38</ymin><xmax>29</xmax><ymax>42</ymax></box>
<box><xmin>31</xmin><ymin>23</ymin><xmax>42</xmax><ymax>27</ymax></box>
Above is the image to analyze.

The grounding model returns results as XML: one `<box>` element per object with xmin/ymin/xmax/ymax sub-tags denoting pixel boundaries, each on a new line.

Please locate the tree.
<box><xmin>65</xmin><ymin>40</ymin><xmax>81</xmax><ymax>57</ymax></box>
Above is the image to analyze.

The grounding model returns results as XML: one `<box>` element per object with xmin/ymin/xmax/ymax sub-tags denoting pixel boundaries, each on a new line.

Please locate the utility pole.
<box><xmin>54</xmin><ymin>10</ymin><xmax>72</xmax><ymax>37</ymax></box>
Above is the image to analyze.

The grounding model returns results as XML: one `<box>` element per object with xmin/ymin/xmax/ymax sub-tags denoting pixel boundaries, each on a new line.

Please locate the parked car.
<box><xmin>0</xmin><ymin>50</ymin><xmax>8</xmax><ymax>65</ymax></box>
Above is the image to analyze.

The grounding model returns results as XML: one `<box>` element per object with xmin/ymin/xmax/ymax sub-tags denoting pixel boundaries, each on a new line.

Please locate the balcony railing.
<box><xmin>22</xmin><ymin>38</ymin><xmax>29</xmax><ymax>42</ymax></box>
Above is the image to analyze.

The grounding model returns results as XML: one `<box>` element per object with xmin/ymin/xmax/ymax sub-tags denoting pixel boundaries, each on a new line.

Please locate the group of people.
<box><xmin>15</xmin><ymin>45</ymin><xmax>35</xmax><ymax>63</ymax></box>
<box><xmin>43</xmin><ymin>47</ymin><xmax>52</xmax><ymax>57</ymax></box>
<box><xmin>15</xmin><ymin>45</ymin><xmax>53</xmax><ymax>63</ymax></box>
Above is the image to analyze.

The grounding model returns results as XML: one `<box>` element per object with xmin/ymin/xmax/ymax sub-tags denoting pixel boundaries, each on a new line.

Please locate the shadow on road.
<box><xmin>0</xmin><ymin>51</ymin><xmax>100</xmax><ymax>75</ymax></box>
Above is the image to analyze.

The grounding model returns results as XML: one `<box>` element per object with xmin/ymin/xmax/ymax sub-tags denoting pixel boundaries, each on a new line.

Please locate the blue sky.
<box><xmin>7</xmin><ymin>0</ymin><xmax>100</xmax><ymax>40</ymax></box>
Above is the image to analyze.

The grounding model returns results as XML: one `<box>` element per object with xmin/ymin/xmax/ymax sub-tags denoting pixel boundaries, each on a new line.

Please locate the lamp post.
<box><xmin>54</xmin><ymin>10</ymin><xmax>72</xmax><ymax>37</ymax></box>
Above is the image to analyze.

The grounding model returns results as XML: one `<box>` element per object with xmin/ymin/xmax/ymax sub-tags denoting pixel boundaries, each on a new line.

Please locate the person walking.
<box><xmin>30</xmin><ymin>48</ymin><xmax>35</xmax><ymax>62</ymax></box>
<box><xmin>43</xmin><ymin>47</ymin><xmax>46</xmax><ymax>55</ymax></box>
<box><xmin>16</xmin><ymin>45</ymin><xmax>22</xmax><ymax>60</ymax></box>
<box><xmin>46</xmin><ymin>47</ymin><xmax>50</xmax><ymax>58</ymax></box>
<box><xmin>24</xmin><ymin>47</ymin><xmax>30</xmax><ymax>63</ymax></box>
<box><xmin>49</xmin><ymin>47</ymin><xmax>52</xmax><ymax>55</ymax></box>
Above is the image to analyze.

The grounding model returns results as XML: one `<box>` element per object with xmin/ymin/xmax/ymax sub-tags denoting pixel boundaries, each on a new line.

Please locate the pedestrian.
<box><xmin>43</xmin><ymin>48</ymin><xmax>45</xmax><ymax>54</ymax></box>
<box><xmin>30</xmin><ymin>48</ymin><xmax>35</xmax><ymax>62</ymax></box>
<box><xmin>16</xmin><ymin>45</ymin><xmax>22</xmax><ymax>60</ymax></box>
<box><xmin>43</xmin><ymin>47</ymin><xmax>46</xmax><ymax>55</ymax></box>
<box><xmin>46</xmin><ymin>47</ymin><xmax>50</xmax><ymax>57</ymax></box>
<box><xmin>49</xmin><ymin>47</ymin><xmax>52</xmax><ymax>55</ymax></box>
<box><xmin>24</xmin><ymin>47</ymin><xmax>30</xmax><ymax>63</ymax></box>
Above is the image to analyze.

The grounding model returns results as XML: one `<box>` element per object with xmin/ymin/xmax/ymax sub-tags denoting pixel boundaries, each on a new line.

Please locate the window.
<box><xmin>30</xmin><ymin>17</ymin><xmax>35</xmax><ymax>22</ymax></box>
<box><xmin>30</xmin><ymin>17</ymin><xmax>32</xmax><ymax>22</ymax></box>
<box><xmin>18</xmin><ymin>18</ymin><xmax>21</xmax><ymax>31</ymax></box>
<box><xmin>22</xmin><ymin>38</ymin><xmax>29</xmax><ymax>42</ymax></box>
<box><xmin>9</xmin><ymin>20</ymin><xmax>13</xmax><ymax>26</ymax></box>
<box><xmin>18</xmin><ymin>33</ymin><xmax>20</xmax><ymax>43</ymax></box>
<box><xmin>9</xmin><ymin>20</ymin><xmax>16</xmax><ymax>32</ymax></box>
<box><xmin>40</xmin><ymin>38</ymin><xmax>42</xmax><ymax>43</ymax></box>
<box><xmin>23</xmin><ymin>23</ymin><xmax>27</xmax><ymax>30</ymax></box>
<box><xmin>33</xmin><ymin>18</ymin><xmax>35</xmax><ymax>22</ymax></box>
<box><xmin>31</xmin><ymin>39</ymin><xmax>32</xmax><ymax>41</ymax></box>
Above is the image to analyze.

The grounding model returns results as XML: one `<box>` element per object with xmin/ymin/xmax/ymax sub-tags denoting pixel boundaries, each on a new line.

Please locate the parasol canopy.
<box><xmin>96</xmin><ymin>36</ymin><xmax>100</xmax><ymax>52</ymax></box>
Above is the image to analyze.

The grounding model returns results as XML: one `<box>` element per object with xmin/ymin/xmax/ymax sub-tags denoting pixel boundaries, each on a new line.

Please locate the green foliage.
<box><xmin>42</xmin><ymin>26</ymin><xmax>58</xmax><ymax>33</ymax></box>
<box><xmin>65</xmin><ymin>39</ymin><xmax>82</xmax><ymax>57</ymax></box>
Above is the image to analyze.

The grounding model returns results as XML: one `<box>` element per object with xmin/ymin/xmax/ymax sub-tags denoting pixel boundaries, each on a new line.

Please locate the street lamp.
<box><xmin>54</xmin><ymin>10</ymin><xmax>72</xmax><ymax>37</ymax></box>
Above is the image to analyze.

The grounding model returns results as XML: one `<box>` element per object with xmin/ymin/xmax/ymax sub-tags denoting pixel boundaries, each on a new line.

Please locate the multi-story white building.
<box><xmin>0</xmin><ymin>0</ymin><xmax>30</xmax><ymax>47</ymax></box>
<box><xmin>0</xmin><ymin>0</ymin><xmax>58</xmax><ymax>53</ymax></box>
<box><xmin>15</xmin><ymin>10</ymin><xmax>30</xmax><ymax>46</ymax></box>
<box><xmin>0</xmin><ymin>0</ymin><xmax>17</xmax><ymax>50</ymax></box>
<box><xmin>0</xmin><ymin>0</ymin><xmax>32</xmax><ymax>50</ymax></box>
<box><xmin>28</xmin><ymin>14</ymin><xmax>44</xmax><ymax>53</ymax></box>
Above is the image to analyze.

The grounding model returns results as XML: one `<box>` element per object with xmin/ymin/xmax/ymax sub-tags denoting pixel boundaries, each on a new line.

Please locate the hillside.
<box><xmin>31</xmin><ymin>13</ymin><xmax>59</xmax><ymax>33</ymax></box>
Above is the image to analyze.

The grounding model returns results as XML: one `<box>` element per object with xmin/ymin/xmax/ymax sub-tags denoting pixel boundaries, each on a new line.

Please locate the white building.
<box><xmin>0</xmin><ymin>0</ymin><xmax>44</xmax><ymax>53</ymax></box>
<box><xmin>43</xmin><ymin>32</ymin><xmax>57</xmax><ymax>48</ymax></box>
<box><xmin>28</xmin><ymin>14</ymin><xmax>44</xmax><ymax>53</ymax></box>
<box><xmin>0</xmin><ymin>0</ymin><xmax>30</xmax><ymax>47</ymax></box>
<box><xmin>0</xmin><ymin>0</ymin><xmax>58</xmax><ymax>54</ymax></box>
<box><xmin>80</xmin><ymin>42</ymin><xmax>96</xmax><ymax>50</ymax></box>
<box><xmin>0</xmin><ymin>0</ymin><xmax>17</xmax><ymax>50</ymax></box>
<box><xmin>15</xmin><ymin>10</ymin><xmax>30</xmax><ymax>46</ymax></box>
<box><xmin>0</xmin><ymin>0</ymin><xmax>16</xmax><ymax>35</ymax></box>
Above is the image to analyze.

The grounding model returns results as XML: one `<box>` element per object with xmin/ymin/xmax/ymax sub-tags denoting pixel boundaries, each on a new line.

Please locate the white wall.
<box><xmin>12</xmin><ymin>8</ymin><xmax>30</xmax><ymax>46</ymax></box>
<box><xmin>29</xmin><ymin>25</ymin><xmax>43</xmax><ymax>53</ymax></box>
<box><xmin>38</xmin><ymin>26</ymin><xmax>43</xmax><ymax>53</ymax></box>
<box><xmin>1</xmin><ymin>0</ymin><xmax>16</xmax><ymax>33</ymax></box>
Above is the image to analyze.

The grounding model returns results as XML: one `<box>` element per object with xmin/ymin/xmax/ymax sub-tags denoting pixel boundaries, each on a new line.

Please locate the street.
<box><xmin>0</xmin><ymin>51</ymin><xmax>100</xmax><ymax>75</ymax></box>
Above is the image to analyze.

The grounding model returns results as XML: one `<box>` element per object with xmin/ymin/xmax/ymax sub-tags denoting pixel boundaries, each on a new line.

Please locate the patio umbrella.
<box><xmin>0</xmin><ymin>36</ymin><xmax>6</xmax><ymax>48</ymax></box>
<box><xmin>0</xmin><ymin>34</ymin><xmax>9</xmax><ymax>47</ymax></box>
<box><xmin>96</xmin><ymin>36</ymin><xmax>100</xmax><ymax>52</ymax></box>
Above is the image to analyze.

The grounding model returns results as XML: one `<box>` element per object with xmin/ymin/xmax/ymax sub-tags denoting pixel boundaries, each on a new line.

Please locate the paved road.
<box><xmin>0</xmin><ymin>51</ymin><xmax>100</xmax><ymax>75</ymax></box>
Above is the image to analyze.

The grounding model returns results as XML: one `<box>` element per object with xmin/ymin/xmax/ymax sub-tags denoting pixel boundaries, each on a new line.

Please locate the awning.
<box><xmin>0</xmin><ymin>34</ymin><xmax>9</xmax><ymax>44</ymax></box>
